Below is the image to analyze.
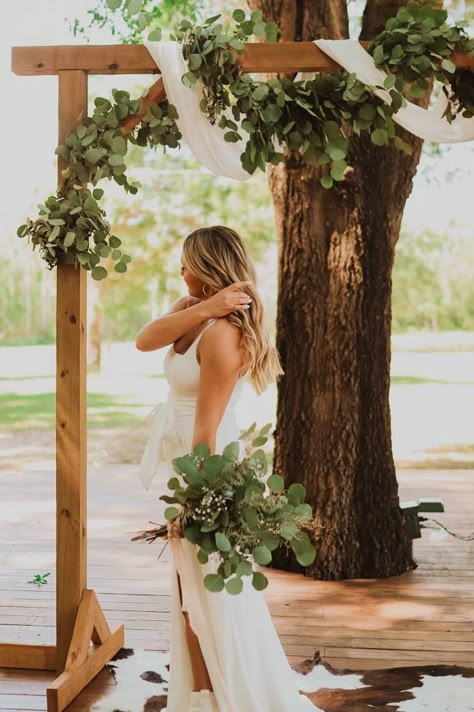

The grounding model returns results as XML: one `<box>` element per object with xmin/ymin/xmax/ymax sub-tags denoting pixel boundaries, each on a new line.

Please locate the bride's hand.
<box><xmin>202</xmin><ymin>281</ymin><xmax>253</xmax><ymax>318</ymax></box>
<box><xmin>167</xmin><ymin>517</ymin><xmax>183</xmax><ymax>540</ymax></box>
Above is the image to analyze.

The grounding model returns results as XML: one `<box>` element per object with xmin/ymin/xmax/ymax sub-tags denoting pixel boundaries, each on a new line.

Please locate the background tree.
<box><xmin>64</xmin><ymin>0</ymin><xmax>472</xmax><ymax>579</ymax></box>
<box><xmin>247</xmin><ymin>0</ymin><xmax>441</xmax><ymax>579</ymax></box>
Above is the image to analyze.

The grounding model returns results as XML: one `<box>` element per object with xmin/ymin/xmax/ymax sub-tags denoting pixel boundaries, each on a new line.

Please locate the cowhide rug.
<box><xmin>88</xmin><ymin>648</ymin><xmax>474</xmax><ymax>712</ymax></box>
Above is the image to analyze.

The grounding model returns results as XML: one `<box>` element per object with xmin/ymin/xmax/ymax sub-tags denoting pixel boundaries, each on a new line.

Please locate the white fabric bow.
<box><xmin>138</xmin><ymin>402</ymin><xmax>178</xmax><ymax>490</ymax></box>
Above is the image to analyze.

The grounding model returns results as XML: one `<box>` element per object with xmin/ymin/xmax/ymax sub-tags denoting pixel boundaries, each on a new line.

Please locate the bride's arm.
<box><xmin>135</xmin><ymin>296</ymin><xmax>208</xmax><ymax>352</ymax></box>
<box><xmin>136</xmin><ymin>282</ymin><xmax>252</xmax><ymax>352</ymax></box>
<box><xmin>193</xmin><ymin>320</ymin><xmax>242</xmax><ymax>453</ymax></box>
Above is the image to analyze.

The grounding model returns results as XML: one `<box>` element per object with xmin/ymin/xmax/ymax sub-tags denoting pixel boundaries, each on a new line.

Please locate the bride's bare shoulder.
<box><xmin>208</xmin><ymin>317</ymin><xmax>241</xmax><ymax>341</ymax></box>
<box><xmin>198</xmin><ymin>318</ymin><xmax>242</xmax><ymax>367</ymax></box>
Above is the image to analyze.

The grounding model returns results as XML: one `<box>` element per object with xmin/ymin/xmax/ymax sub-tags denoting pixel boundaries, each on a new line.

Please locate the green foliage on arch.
<box><xmin>17</xmin><ymin>3</ymin><xmax>473</xmax><ymax>280</ymax></box>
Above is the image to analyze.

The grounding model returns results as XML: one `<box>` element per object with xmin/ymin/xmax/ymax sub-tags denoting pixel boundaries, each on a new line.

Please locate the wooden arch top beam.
<box><xmin>11</xmin><ymin>42</ymin><xmax>474</xmax><ymax>77</ymax></box>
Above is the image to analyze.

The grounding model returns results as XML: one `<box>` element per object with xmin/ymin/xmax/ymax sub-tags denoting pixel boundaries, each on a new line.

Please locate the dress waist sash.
<box><xmin>138</xmin><ymin>396</ymin><xmax>195</xmax><ymax>490</ymax></box>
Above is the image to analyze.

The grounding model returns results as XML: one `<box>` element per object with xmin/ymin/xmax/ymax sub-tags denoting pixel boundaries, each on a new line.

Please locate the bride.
<box><xmin>136</xmin><ymin>226</ymin><xmax>319</xmax><ymax>712</ymax></box>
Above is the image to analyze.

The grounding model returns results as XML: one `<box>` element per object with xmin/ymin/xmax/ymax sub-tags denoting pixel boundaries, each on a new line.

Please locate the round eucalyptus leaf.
<box><xmin>225</xmin><ymin>576</ymin><xmax>243</xmax><ymax>595</ymax></box>
<box><xmin>127</xmin><ymin>0</ymin><xmax>141</xmax><ymax>15</ymax></box>
<box><xmin>288</xmin><ymin>483</ymin><xmax>306</xmax><ymax>502</ymax></box>
<box><xmin>321</xmin><ymin>175</ymin><xmax>334</xmax><ymax>190</ymax></box>
<box><xmin>253</xmin><ymin>545</ymin><xmax>272</xmax><ymax>566</ymax></box>
<box><xmin>189</xmin><ymin>54</ymin><xmax>203</xmax><ymax>71</ymax></box>
<box><xmin>164</xmin><ymin>506</ymin><xmax>180</xmax><ymax>521</ymax></box>
<box><xmin>295</xmin><ymin>502</ymin><xmax>313</xmax><ymax>519</ymax></box>
<box><xmin>197</xmin><ymin>548</ymin><xmax>209</xmax><ymax>565</ymax></box>
<box><xmin>204</xmin><ymin>573</ymin><xmax>225</xmax><ymax>592</ymax></box>
<box><xmin>148</xmin><ymin>29</ymin><xmax>162</xmax><ymax>42</ymax></box>
<box><xmin>215</xmin><ymin>532</ymin><xmax>232</xmax><ymax>552</ymax></box>
<box><xmin>184</xmin><ymin>526</ymin><xmax>200</xmax><ymax>544</ymax></box>
<box><xmin>91</xmin><ymin>266</ymin><xmax>108</xmax><ymax>281</ymax></box>
<box><xmin>371</xmin><ymin>128</ymin><xmax>389</xmax><ymax>146</ymax></box>
<box><xmin>281</xmin><ymin>522</ymin><xmax>299</xmax><ymax>540</ymax></box>
<box><xmin>222</xmin><ymin>441</ymin><xmax>240</xmax><ymax>462</ymax></box>
<box><xmin>295</xmin><ymin>545</ymin><xmax>317</xmax><ymax>567</ymax></box>
<box><xmin>267</xmin><ymin>474</ymin><xmax>284</xmax><ymax>492</ymax></box>
<box><xmin>232</xmin><ymin>8</ymin><xmax>246</xmax><ymax>22</ymax></box>
<box><xmin>236</xmin><ymin>559</ymin><xmax>253</xmax><ymax>577</ymax></box>
<box><xmin>252</xmin><ymin>571</ymin><xmax>268</xmax><ymax>591</ymax></box>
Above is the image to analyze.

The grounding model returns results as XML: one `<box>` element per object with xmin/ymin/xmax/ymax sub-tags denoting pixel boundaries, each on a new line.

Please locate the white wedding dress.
<box><xmin>139</xmin><ymin>319</ymin><xmax>321</xmax><ymax>712</ymax></box>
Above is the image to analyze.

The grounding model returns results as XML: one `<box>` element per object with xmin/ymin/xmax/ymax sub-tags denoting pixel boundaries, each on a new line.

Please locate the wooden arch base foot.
<box><xmin>46</xmin><ymin>589</ymin><xmax>124</xmax><ymax>712</ymax></box>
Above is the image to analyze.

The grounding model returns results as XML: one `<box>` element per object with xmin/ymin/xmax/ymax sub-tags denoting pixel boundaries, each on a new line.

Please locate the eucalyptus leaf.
<box><xmin>225</xmin><ymin>576</ymin><xmax>243</xmax><ymax>595</ymax></box>
<box><xmin>126</xmin><ymin>0</ymin><xmax>141</xmax><ymax>15</ymax></box>
<box><xmin>204</xmin><ymin>573</ymin><xmax>225</xmax><ymax>592</ymax></box>
<box><xmin>189</xmin><ymin>54</ymin><xmax>203</xmax><ymax>71</ymax></box>
<box><xmin>148</xmin><ymin>29</ymin><xmax>162</xmax><ymax>42</ymax></box>
<box><xmin>288</xmin><ymin>483</ymin><xmax>306</xmax><ymax>502</ymax></box>
<box><xmin>252</xmin><ymin>571</ymin><xmax>268</xmax><ymax>591</ymax></box>
<box><xmin>253</xmin><ymin>545</ymin><xmax>272</xmax><ymax>566</ymax></box>
<box><xmin>63</xmin><ymin>231</ymin><xmax>76</xmax><ymax>248</ymax></box>
<box><xmin>267</xmin><ymin>474</ymin><xmax>284</xmax><ymax>492</ymax></box>
<box><xmin>232</xmin><ymin>9</ymin><xmax>246</xmax><ymax>23</ymax></box>
<box><xmin>222</xmin><ymin>441</ymin><xmax>240</xmax><ymax>461</ymax></box>
<box><xmin>91</xmin><ymin>266</ymin><xmax>108</xmax><ymax>281</ymax></box>
<box><xmin>164</xmin><ymin>506</ymin><xmax>180</xmax><ymax>521</ymax></box>
<box><xmin>197</xmin><ymin>548</ymin><xmax>209</xmax><ymax>564</ymax></box>
<box><xmin>215</xmin><ymin>532</ymin><xmax>232</xmax><ymax>552</ymax></box>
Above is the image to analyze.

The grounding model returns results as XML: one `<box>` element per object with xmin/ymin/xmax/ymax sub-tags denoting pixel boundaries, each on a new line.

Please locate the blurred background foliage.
<box><xmin>1</xmin><ymin>0</ymin><xmax>473</xmax><ymax>351</ymax></box>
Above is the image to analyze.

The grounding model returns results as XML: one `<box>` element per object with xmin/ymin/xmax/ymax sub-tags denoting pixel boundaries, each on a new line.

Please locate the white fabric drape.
<box><xmin>145</xmin><ymin>40</ymin><xmax>251</xmax><ymax>180</ymax></box>
<box><xmin>312</xmin><ymin>39</ymin><xmax>474</xmax><ymax>143</ymax></box>
<box><xmin>144</xmin><ymin>38</ymin><xmax>474</xmax><ymax>178</ymax></box>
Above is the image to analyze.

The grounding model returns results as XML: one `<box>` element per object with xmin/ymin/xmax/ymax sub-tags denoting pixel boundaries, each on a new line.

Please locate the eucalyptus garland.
<box><xmin>17</xmin><ymin>2</ymin><xmax>473</xmax><ymax>280</ymax></box>
<box><xmin>17</xmin><ymin>89</ymin><xmax>181</xmax><ymax>280</ymax></box>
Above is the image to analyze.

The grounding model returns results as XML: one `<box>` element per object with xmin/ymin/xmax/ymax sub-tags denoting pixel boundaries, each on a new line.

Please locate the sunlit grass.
<box><xmin>0</xmin><ymin>391</ymin><xmax>146</xmax><ymax>430</ymax></box>
<box><xmin>391</xmin><ymin>376</ymin><xmax>474</xmax><ymax>385</ymax></box>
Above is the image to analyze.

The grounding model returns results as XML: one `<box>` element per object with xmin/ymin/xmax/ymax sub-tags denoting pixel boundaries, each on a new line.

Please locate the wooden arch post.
<box><xmin>3</xmin><ymin>40</ymin><xmax>473</xmax><ymax>712</ymax></box>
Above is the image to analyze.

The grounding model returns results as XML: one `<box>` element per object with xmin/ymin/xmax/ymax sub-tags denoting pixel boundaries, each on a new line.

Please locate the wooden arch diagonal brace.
<box><xmin>47</xmin><ymin>589</ymin><xmax>124</xmax><ymax>712</ymax></box>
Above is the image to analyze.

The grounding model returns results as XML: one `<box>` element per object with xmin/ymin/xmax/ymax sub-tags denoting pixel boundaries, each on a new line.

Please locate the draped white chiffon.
<box><xmin>138</xmin><ymin>320</ymin><xmax>321</xmax><ymax>711</ymax></box>
<box><xmin>144</xmin><ymin>38</ymin><xmax>474</xmax><ymax>184</ymax></box>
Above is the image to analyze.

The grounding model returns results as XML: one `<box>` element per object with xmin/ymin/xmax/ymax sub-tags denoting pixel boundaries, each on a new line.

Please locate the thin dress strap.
<box><xmin>193</xmin><ymin>318</ymin><xmax>216</xmax><ymax>360</ymax></box>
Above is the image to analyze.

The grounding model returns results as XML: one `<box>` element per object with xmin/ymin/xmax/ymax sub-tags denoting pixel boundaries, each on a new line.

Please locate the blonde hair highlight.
<box><xmin>182</xmin><ymin>226</ymin><xmax>283</xmax><ymax>394</ymax></box>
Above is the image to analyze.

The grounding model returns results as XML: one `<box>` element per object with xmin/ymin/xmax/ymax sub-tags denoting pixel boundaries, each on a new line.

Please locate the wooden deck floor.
<box><xmin>0</xmin><ymin>465</ymin><xmax>473</xmax><ymax>710</ymax></box>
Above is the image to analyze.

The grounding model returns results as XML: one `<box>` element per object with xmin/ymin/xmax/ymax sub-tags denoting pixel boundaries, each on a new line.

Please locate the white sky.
<box><xmin>1</xmin><ymin>0</ymin><xmax>473</xmax><ymax>238</ymax></box>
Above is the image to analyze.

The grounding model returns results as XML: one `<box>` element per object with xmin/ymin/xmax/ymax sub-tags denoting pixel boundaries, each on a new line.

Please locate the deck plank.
<box><xmin>0</xmin><ymin>465</ymin><xmax>473</xmax><ymax>709</ymax></box>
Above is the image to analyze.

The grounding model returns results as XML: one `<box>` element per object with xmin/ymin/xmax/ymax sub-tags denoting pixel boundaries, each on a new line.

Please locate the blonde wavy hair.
<box><xmin>182</xmin><ymin>226</ymin><xmax>283</xmax><ymax>394</ymax></box>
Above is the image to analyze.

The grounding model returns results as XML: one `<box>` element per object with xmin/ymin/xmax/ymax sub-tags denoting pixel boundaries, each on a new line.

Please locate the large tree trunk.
<box><xmin>253</xmin><ymin>0</ymin><xmax>431</xmax><ymax>578</ymax></box>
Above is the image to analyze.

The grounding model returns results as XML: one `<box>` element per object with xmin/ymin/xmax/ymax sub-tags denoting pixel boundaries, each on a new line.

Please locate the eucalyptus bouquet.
<box><xmin>134</xmin><ymin>423</ymin><xmax>316</xmax><ymax>595</ymax></box>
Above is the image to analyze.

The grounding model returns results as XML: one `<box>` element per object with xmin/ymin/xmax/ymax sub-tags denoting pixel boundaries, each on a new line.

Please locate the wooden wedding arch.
<box><xmin>4</xmin><ymin>40</ymin><xmax>473</xmax><ymax>712</ymax></box>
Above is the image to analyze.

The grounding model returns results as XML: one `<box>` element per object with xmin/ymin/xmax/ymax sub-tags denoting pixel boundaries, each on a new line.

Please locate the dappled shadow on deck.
<box><xmin>0</xmin><ymin>465</ymin><xmax>472</xmax><ymax>709</ymax></box>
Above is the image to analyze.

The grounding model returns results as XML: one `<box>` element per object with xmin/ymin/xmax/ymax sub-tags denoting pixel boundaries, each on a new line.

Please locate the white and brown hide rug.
<box><xmin>88</xmin><ymin>648</ymin><xmax>474</xmax><ymax>712</ymax></box>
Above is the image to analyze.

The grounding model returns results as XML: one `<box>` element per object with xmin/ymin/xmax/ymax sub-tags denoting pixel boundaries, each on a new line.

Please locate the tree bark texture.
<box><xmin>251</xmin><ymin>0</ymin><xmax>431</xmax><ymax>578</ymax></box>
